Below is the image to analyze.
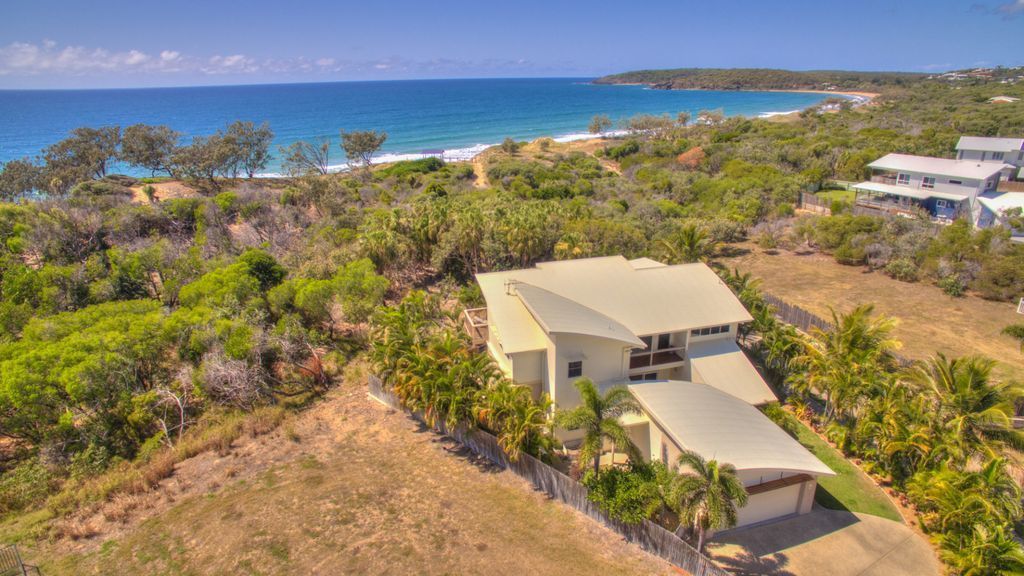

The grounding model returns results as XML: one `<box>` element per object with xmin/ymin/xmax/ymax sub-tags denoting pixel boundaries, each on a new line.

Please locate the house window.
<box><xmin>661</xmin><ymin>442</ymin><xmax>669</xmax><ymax>464</ymax></box>
<box><xmin>992</xmin><ymin>152</ymin><xmax>1005</xmax><ymax>161</ymax></box>
<box><xmin>936</xmin><ymin>199</ymin><xmax>948</xmax><ymax>209</ymax></box>
<box><xmin>922</xmin><ymin>177</ymin><xmax>935</xmax><ymax>189</ymax></box>
<box><xmin>657</xmin><ymin>333</ymin><xmax>671</xmax><ymax>350</ymax></box>
<box><xmin>986</xmin><ymin>179</ymin><xmax>995</xmax><ymax>190</ymax></box>
<box><xmin>897</xmin><ymin>173</ymin><xmax>911</xmax><ymax>185</ymax></box>
<box><xmin>567</xmin><ymin>361</ymin><xmax>583</xmax><ymax>378</ymax></box>
<box><xmin>630</xmin><ymin>372</ymin><xmax>659</xmax><ymax>382</ymax></box>
<box><xmin>949</xmin><ymin>179</ymin><xmax>963</xmax><ymax>185</ymax></box>
<box><xmin>690</xmin><ymin>325</ymin><xmax>731</xmax><ymax>337</ymax></box>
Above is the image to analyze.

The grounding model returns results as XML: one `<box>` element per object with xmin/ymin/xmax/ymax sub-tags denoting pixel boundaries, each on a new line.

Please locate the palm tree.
<box><xmin>938</xmin><ymin>523</ymin><xmax>1024</xmax><ymax>575</ymax></box>
<box><xmin>905</xmin><ymin>354</ymin><xmax>1024</xmax><ymax>462</ymax></box>
<box><xmin>476</xmin><ymin>380</ymin><xmax>554</xmax><ymax>462</ymax></box>
<box><xmin>659</xmin><ymin>224</ymin><xmax>717</xmax><ymax>264</ymax></box>
<box><xmin>555</xmin><ymin>378</ymin><xmax>642</xmax><ymax>476</ymax></box>
<box><xmin>672</xmin><ymin>449</ymin><xmax>748</xmax><ymax>553</ymax></box>
<box><xmin>792</xmin><ymin>304</ymin><xmax>900</xmax><ymax>422</ymax></box>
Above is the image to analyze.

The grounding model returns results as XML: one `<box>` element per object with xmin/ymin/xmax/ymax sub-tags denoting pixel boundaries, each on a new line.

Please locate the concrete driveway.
<box><xmin>706</xmin><ymin>508</ymin><xmax>941</xmax><ymax>576</ymax></box>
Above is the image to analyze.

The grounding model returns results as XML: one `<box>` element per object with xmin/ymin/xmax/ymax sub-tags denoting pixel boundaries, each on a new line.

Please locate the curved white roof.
<box><xmin>476</xmin><ymin>256</ymin><xmax>752</xmax><ymax>353</ymax></box>
<box><xmin>514</xmin><ymin>282</ymin><xmax>645</xmax><ymax>348</ymax></box>
<box><xmin>628</xmin><ymin>380</ymin><xmax>833</xmax><ymax>477</ymax></box>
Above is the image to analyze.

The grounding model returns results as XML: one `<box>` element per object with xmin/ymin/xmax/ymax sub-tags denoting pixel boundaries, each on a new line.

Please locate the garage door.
<box><xmin>736</xmin><ymin>483</ymin><xmax>803</xmax><ymax>527</ymax></box>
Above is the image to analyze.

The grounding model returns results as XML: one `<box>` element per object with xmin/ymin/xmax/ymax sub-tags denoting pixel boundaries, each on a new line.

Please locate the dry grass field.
<box><xmin>721</xmin><ymin>244</ymin><xmax>1024</xmax><ymax>381</ymax></box>
<box><xmin>5</xmin><ymin>385</ymin><xmax>674</xmax><ymax>576</ymax></box>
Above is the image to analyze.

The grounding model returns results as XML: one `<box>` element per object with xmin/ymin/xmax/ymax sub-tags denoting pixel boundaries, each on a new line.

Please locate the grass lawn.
<box><xmin>721</xmin><ymin>245</ymin><xmax>1024</xmax><ymax>382</ymax></box>
<box><xmin>790</xmin><ymin>419</ymin><xmax>902</xmax><ymax>522</ymax></box>
<box><xmin>815</xmin><ymin>188</ymin><xmax>856</xmax><ymax>204</ymax></box>
<box><xmin>3</xmin><ymin>390</ymin><xmax>672</xmax><ymax>576</ymax></box>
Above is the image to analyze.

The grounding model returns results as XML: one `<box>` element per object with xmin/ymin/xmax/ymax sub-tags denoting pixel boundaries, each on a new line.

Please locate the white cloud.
<box><xmin>0</xmin><ymin>40</ymin><xmax>583</xmax><ymax>85</ymax></box>
<box><xmin>998</xmin><ymin>0</ymin><xmax>1024</xmax><ymax>15</ymax></box>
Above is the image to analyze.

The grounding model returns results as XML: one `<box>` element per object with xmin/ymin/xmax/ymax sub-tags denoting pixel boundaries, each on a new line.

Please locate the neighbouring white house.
<box><xmin>465</xmin><ymin>255</ymin><xmax>833</xmax><ymax>527</ymax></box>
<box><xmin>955</xmin><ymin>136</ymin><xmax>1024</xmax><ymax>180</ymax></box>
<box><xmin>852</xmin><ymin>153</ymin><xmax>1011</xmax><ymax>224</ymax></box>
<box><xmin>977</xmin><ymin>191</ymin><xmax>1024</xmax><ymax>239</ymax></box>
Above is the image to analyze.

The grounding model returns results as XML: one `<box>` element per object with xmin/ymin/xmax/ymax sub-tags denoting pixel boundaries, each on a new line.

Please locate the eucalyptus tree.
<box><xmin>120</xmin><ymin>124</ymin><xmax>180</xmax><ymax>177</ymax></box>
<box><xmin>280</xmin><ymin>138</ymin><xmax>331</xmax><ymax>176</ymax></box>
<box><xmin>340</xmin><ymin>129</ymin><xmax>387</xmax><ymax>174</ymax></box>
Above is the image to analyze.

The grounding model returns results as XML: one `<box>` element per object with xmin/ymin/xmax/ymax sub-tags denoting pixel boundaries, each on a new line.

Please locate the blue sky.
<box><xmin>1</xmin><ymin>0</ymin><xmax>1022</xmax><ymax>89</ymax></box>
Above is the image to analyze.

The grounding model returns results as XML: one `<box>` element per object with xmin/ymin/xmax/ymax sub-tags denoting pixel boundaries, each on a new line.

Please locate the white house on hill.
<box><xmin>955</xmin><ymin>136</ymin><xmax>1024</xmax><ymax>180</ymax></box>
<box><xmin>852</xmin><ymin>153</ymin><xmax>1011</xmax><ymax>224</ymax></box>
<box><xmin>465</xmin><ymin>256</ymin><xmax>833</xmax><ymax>527</ymax></box>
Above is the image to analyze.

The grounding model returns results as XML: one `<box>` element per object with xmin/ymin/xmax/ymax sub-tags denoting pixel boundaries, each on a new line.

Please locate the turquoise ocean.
<box><xmin>0</xmin><ymin>78</ymin><xmax>836</xmax><ymax>175</ymax></box>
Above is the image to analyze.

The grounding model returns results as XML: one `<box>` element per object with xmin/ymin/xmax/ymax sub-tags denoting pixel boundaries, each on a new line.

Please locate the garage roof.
<box><xmin>628</xmin><ymin>380</ymin><xmax>834</xmax><ymax>477</ymax></box>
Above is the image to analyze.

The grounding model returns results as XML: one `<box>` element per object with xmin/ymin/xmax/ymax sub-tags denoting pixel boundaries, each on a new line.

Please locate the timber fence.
<box><xmin>367</xmin><ymin>374</ymin><xmax>731</xmax><ymax>576</ymax></box>
<box><xmin>761</xmin><ymin>293</ymin><xmax>913</xmax><ymax>367</ymax></box>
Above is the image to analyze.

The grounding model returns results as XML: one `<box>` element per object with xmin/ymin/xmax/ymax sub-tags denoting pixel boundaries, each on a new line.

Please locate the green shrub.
<box><xmin>605</xmin><ymin>140</ymin><xmax>641</xmax><ymax>160</ymax></box>
<box><xmin>760</xmin><ymin>403</ymin><xmax>800</xmax><ymax>438</ymax></box>
<box><xmin>213</xmin><ymin>190</ymin><xmax>239</xmax><ymax>215</ymax></box>
<box><xmin>884</xmin><ymin>258</ymin><xmax>919</xmax><ymax>282</ymax></box>
<box><xmin>581</xmin><ymin>463</ymin><xmax>663</xmax><ymax>524</ymax></box>
<box><xmin>0</xmin><ymin>459</ymin><xmax>58</xmax><ymax>514</ymax></box>
<box><xmin>939</xmin><ymin>275</ymin><xmax>966</xmax><ymax>297</ymax></box>
<box><xmin>374</xmin><ymin>157</ymin><xmax>444</xmax><ymax>179</ymax></box>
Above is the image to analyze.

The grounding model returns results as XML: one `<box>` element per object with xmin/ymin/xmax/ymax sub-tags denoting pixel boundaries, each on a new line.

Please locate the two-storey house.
<box><xmin>852</xmin><ymin>153</ymin><xmax>1011</xmax><ymax>223</ymax></box>
<box><xmin>465</xmin><ymin>256</ymin><xmax>832</xmax><ymax>528</ymax></box>
<box><xmin>955</xmin><ymin>136</ymin><xmax>1024</xmax><ymax>180</ymax></box>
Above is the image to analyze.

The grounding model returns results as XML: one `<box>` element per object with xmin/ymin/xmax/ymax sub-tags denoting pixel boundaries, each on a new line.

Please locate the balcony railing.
<box><xmin>629</xmin><ymin>347</ymin><xmax>686</xmax><ymax>371</ymax></box>
<box><xmin>871</xmin><ymin>174</ymin><xmax>900</xmax><ymax>185</ymax></box>
<box><xmin>461</xmin><ymin>307</ymin><xmax>488</xmax><ymax>348</ymax></box>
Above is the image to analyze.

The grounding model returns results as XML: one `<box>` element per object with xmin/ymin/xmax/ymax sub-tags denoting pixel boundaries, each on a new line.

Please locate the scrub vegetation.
<box><xmin>0</xmin><ymin>68</ymin><xmax>1023</xmax><ymax>574</ymax></box>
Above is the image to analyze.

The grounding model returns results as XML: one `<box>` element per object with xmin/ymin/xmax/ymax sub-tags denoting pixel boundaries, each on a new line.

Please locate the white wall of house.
<box><xmin>546</xmin><ymin>333</ymin><xmax>630</xmax><ymax>411</ymax></box>
<box><xmin>510</xmin><ymin>350</ymin><xmax>543</xmax><ymax>384</ymax></box>
<box><xmin>879</xmin><ymin>168</ymin><xmax>992</xmax><ymax>198</ymax></box>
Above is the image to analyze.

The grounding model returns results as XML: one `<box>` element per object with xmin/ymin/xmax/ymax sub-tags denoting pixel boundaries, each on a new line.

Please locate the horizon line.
<box><xmin>3</xmin><ymin>63</ymin><xmax>1019</xmax><ymax>92</ymax></box>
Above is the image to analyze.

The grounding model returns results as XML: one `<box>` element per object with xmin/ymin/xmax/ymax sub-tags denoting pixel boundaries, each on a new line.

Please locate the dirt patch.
<box><xmin>128</xmin><ymin>180</ymin><xmax>198</xmax><ymax>203</ymax></box>
<box><xmin>17</xmin><ymin>386</ymin><xmax>674</xmax><ymax>576</ymax></box>
<box><xmin>721</xmin><ymin>244</ymin><xmax>1024</xmax><ymax>381</ymax></box>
